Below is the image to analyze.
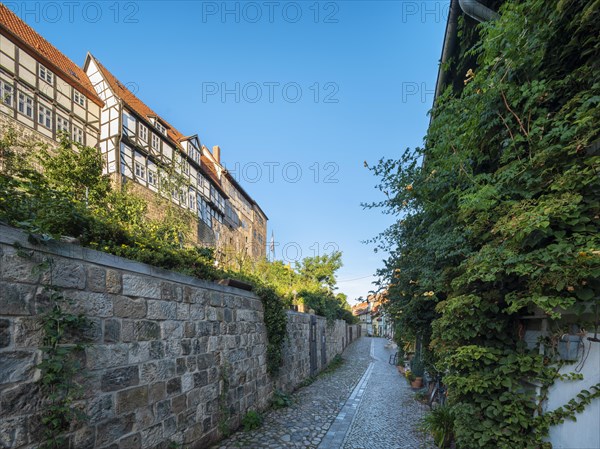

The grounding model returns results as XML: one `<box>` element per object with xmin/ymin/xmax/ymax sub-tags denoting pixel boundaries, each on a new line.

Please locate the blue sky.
<box><xmin>10</xmin><ymin>1</ymin><xmax>447</xmax><ymax>303</ymax></box>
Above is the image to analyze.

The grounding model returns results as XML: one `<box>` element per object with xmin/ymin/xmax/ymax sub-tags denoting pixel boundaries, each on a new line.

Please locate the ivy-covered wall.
<box><xmin>0</xmin><ymin>224</ymin><xmax>358</xmax><ymax>449</ymax></box>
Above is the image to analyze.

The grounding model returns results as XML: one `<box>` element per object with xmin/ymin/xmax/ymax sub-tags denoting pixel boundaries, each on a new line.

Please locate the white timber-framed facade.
<box><xmin>0</xmin><ymin>3</ymin><xmax>103</xmax><ymax>149</ymax></box>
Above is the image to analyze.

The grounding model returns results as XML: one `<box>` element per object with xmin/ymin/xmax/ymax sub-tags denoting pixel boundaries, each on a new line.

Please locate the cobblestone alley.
<box><xmin>213</xmin><ymin>337</ymin><xmax>433</xmax><ymax>449</ymax></box>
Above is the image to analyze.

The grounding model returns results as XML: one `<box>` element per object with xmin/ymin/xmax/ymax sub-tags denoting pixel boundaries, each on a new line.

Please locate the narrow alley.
<box><xmin>214</xmin><ymin>338</ymin><xmax>432</xmax><ymax>449</ymax></box>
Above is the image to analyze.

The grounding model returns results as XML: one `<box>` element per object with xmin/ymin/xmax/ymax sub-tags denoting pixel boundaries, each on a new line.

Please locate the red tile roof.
<box><xmin>0</xmin><ymin>3</ymin><xmax>103</xmax><ymax>107</ymax></box>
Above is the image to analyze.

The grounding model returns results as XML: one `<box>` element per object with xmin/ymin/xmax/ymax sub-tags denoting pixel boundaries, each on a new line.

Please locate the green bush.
<box><xmin>242</xmin><ymin>410</ymin><xmax>263</xmax><ymax>431</ymax></box>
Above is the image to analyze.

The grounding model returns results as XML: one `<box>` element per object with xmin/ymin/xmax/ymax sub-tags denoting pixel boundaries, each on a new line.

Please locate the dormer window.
<box><xmin>73</xmin><ymin>89</ymin><xmax>86</xmax><ymax>107</ymax></box>
<box><xmin>39</xmin><ymin>65</ymin><xmax>54</xmax><ymax>84</ymax></box>
<box><xmin>152</xmin><ymin>118</ymin><xmax>167</xmax><ymax>136</ymax></box>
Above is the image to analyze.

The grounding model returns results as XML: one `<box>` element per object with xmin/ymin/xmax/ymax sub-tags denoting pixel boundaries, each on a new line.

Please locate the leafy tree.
<box><xmin>295</xmin><ymin>251</ymin><xmax>343</xmax><ymax>291</ymax></box>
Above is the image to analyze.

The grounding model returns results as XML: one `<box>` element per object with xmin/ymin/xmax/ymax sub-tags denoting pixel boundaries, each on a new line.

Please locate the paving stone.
<box><xmin>212</xmin><ymin>337</ymin><xmax>433</xmax><ymax>449</ymax></box>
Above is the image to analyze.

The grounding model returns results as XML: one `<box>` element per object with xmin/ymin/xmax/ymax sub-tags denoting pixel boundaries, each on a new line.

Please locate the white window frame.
<box><xmin>134</xmin><ymin>161</ymin><xmax>146</xmax><ymax>180</ymax></box>
<box><xmin>72</xmin><ymin>125</ymin><xmax>84</xmax><ymax>144</ymax></box>
<box><xmin>148</xmin><ymin>170</ymin><xmax>157</xmax><ymax>186</ymax></box>
<box><xmin>56</xmin><ymin>115</ymin><xmax>69</xmax><ymax>133</ymax></box>
<box><xmin>38</xmin><ymin>104</ymin><xmax>52</xmax><ymax>129</ymax></box>
<box><xmin>151</xmin><ymin>133</ymin><xmax>160</xmax><ymax>151</ymax></box>
<box><xmin>139</xmin><ymin>124</ymin><xmax>148</xmax><ymax>142</ymax></box>
<box><xmin>0</xmin><ymin>81</ymin><xmax>14</xmax><ymax>107</ymax></box>
<box><xmin>39</xmin><ymin>65</ymin><xmax>54</xmax><ymax>84</ymax></box>
<box><xmin>18</xmin><ymin>92</ymin><xmax>33</xmax><ymax>118</ymax></box>
<box><xmin>73</xmin><ymin>89</ymin><xmax>85</xmax><ymax>107</ymax></box>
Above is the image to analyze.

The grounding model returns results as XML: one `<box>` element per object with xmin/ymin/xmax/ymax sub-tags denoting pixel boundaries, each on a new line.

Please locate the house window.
<box><xmin>139</xmin><ymin>124</ymin><xmax>148</xmax><ymax>142</ymax></box>
<box><xmin>148</xmin><ymin>170</ymin><xmax>157</xmax><ymax>186</ymax></box>
<box><xmin>73</xmin><ymin>89</ymin><xmax>85</xmax><ymax>107</ymax></box>
<box><xmin>154</xmin><ymin>120</ymin><xmax>167</xmax><ymax>136</ymax></box>
<box><xmin>18</xmin><ymin>92</ymin><xmax>33</xmax><ymax>118</ymax></box>
<box><xmin>72</xmin><ymin>125</ymin><xmax>84</xmax><ymax>144</ymax></box>
<box><xmin>39</xmin><ymin>65</ymin><xmax>54</xmax><ymax>84</ymax></box>
<box><xmin>122</xmin><ymin>111</ymin><xmax>136</xmax><ymax>137</ymax></box>
<box><xmin>151</xmin><ymin>133</ymin><xmax>160</xmax><ymax>151</ymax></box>
<box><xmin>0</xmin><ymin>81</ymin><xmax>14</xmax><ymax>107</ymax></box>
<box><xmin>189</xmin><ymin>191</ymin><xmax>196</xmax><ymax>210</ymax></box>
<box><xmin>56</xmin><ymin>115</ymin><xmax>69</xmax><ymax>133</ymax></box>
<box><xmin>179</xmin><ymin>190</ymin><xmax>187</xmax><ymax>206</ymax></box>
<box><xmin>134</xmin><ymin>162</ymin><xmax>146</xmax><ymax>179</ymax></box>
<box><xmin>38</xmin><ymin>105</ymin><xmax>52</xmax><ymax>129</ymax></box>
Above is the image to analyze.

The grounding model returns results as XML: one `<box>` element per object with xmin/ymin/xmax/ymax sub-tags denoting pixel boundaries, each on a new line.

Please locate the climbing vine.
<box><xmin>29</xmin><ymin>255</ymin><xmax>92</xmax><ymax>449</ymax></box>
<box><xmin>367</xmin><ymin>0</ymin><xmax>600</xmax><ymax>447</ymax></box>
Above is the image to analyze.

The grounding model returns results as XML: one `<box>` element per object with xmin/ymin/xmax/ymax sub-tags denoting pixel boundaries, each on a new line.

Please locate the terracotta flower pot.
<box><xmin>397</xmin><ymin>365</ymin><xmax>405</xmax><ymax>374</ymax></box>
<box><xmin>411</xmin><ymin>377</ymin><xmax>423</xmax><ymax>388</ymax></box>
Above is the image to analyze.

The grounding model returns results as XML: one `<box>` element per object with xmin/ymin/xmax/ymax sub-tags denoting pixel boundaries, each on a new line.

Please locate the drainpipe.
<box><xmin>433</xmin><ymin>0</ymin><xmax>461</xmax><ymax>101</ymax></box>
<box><xmin>458</xmin><ymin>0</ymin><xmax>500</xmax><ymax>22</ymax></box>
<box><xmin>433</xmin><ymin>0</ymin><xmax>500</xmax><ymax>105</ymax></box>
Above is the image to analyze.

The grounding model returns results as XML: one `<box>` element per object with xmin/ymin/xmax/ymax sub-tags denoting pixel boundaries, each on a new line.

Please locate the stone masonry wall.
<box><xmin>0</xmin><ymin>225</ymin><xmax>358</xmax><ymax>449</ymax></box>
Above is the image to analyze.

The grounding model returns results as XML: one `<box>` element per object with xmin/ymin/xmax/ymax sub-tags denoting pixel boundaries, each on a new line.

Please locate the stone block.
<box><xmin>147</xmin><ymin>300</ymin><xmax>177</xmax><ymax>320</ymax></box>
<box><xmin>161</xmin><ymin>282</ymin><xmax>182</xmax><ymax>301</ymax></box>
<box><xmin>116</xmin><ymin>385</ymin><xmax>148</xmax><ymax>414</ymax></box>
<box><xmin>86</xmin><ymin>344</ymin><xmax>129</xmax><ymax>370</ymax></box>
<box><xmin>176</xmin><ymin>303</ymin><xmax>190</xmax><ymax>320</ymax></box>
<box><xmin>128</xmin><ymin>342</ymin><xmax>152</xmax><ymax>364</ymax></box>
<box><xmin>150</xmin><ymin>341</ymin><xmax>164</xmax><ymax>359</ymax></box>
<box><xmin>155</xmin><ymin>399</ymin><xmax>171</xmax><ymax>421</ymax></box>
<box><xmin>72</xmin><ymin>426</ymin><xmax>95</xmax><ymax>448</ymax></box>
<box><xmin>118</xmin><ymin>432</ymin><xmax>141</xmax><ymax>449</ymax></box>
<box><xmin>164</xmin><ymin>340</ymin><xmax>181</xmax><ymax>358</ymax></box>
<box><xmin>0</xmin><ymin>382</ymin><xmax>41</xmax><ymax>417</ymax></box>
<box><xmin>141</xmin><ymin>360</ymin><xmax>176</xmax><ymax>384</ymax></box>
<box><xmin>0</xmin><ymin>250</ymin><xmax>41</xmax><ymax>284</ymax></box>
<box><xmin>176</xmin><ymin>358</ymin><xmax>186</xmax><ymax>376</ymax></box>
<box><xmin>0</xmin><ymin>415</ymin><xmax>28</xmax><ymax>448</ymax></box>
<box><xmin>209</xmin><ymin>291</ymin><xmax>223</xmax><ymax>307</ymax></box>
<box><xmin>0</xmin><ymin>282</ymin><xmax>35</xmax><ymax>315</ymax></box>
<box><xmin>122</xmin><ymin>274</ymin><xmax>160</xmax><ymax>299</ymax></box>
<box><xmin>13</xmin><ymin>316</ymin><xmax>43</xmax><ymax>348</ymax></box>
<box><xmin>87</xmin><ymin>393</ymin><xmax>115</xmax><ymax>424</ymax></box>
<box><xmin>148</xmin><ymin>381</ymin><xmax>166</xmax><ymax>404</ymax></box>
<box><xmin>44</xmin><ymin>258</ymin><xmax>86</xmax><ymax>289</ymax></box>
<box><xmin>101</xmin><ymin>366</ymin><xmax>139</xmax><ymax>392</ymax></box>
<box><xmin>0</xmin><ymin>350</ymin><xmax>38</xmax><ymax>384</ymax></box>
<box><xmin>193</xmin><ymin>371</ymin><xmax>209</xmax><ymax>389</ymax></box>
<box><xmin>104</xmin><ymin>318</ymin><xmax>121</xmax><ymax>343</ymax></box>
<box><xmin>163</xmin><ymin>416</ymin><xmax>177</xmax><ymax>439</ymax></box>
<box><xmin>140</xmin><ymin>423</ymin><xmax>162</xmax><ymax>448</ymax></box>
<box><xmin>114</xmin><ymin>296</ymin><xmax>147</xmax><ymax>319</ymax></box>
<box><xmin>65</xmin><ymin>291</ymin><xmax>113</xmax><ymax>318</ymax></box>
<box><xmin>87</xmin><ymin>266</ymin><xmax>107</xmax><ymax>292</ymax></box>
<box><xmin>96</xmin><ymin>413</ymin><xmax>135</xmax><ymax>447</ymax></box>
<box><xmin>162</xmin><ymin>321</ymin><xmax>183</xmax><ymax>339</ymax></box>
<box><xmin>166</xmin><ymin>377</ymin><xmax>182</xmax><ymax>396</ymax></box>
<box><xmin>0</xmin><ymin>319</ymin><xmax>10</xmax><ymax>348</ymax></box>
<box><xmin>107</xmin><ymin>270</ymin><xmax>122</xmax><ymax>294</ymax></box>
<box><xmin>135</xmin><ymin>320</ymin><xmax>161</xmax><ymax>341</ymax></box>
<box><xmin>172</xmin><ymin>394</ymin><xmax>187</xmax><ymax>414</ymax></box>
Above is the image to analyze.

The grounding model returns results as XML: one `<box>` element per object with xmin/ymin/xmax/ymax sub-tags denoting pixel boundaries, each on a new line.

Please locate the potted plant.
<box><xmin>397</xmin><ymin>348</ymin><xmax>406</xmax><ymax>374</ymax></box>
<box><xmin>410</xmin><ymin>358</ymin><xmax>424</xmax><ymax>388</ymax></box>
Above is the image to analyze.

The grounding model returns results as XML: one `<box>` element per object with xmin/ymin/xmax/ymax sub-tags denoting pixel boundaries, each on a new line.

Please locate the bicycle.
<box><xmin>427</xmin><ymin>375</ymin><xmax>447</xmax><ymax>409</ymax></box>
<box><xmin>388</xmin><ymin>351</ymin><xmax>398</xmax><ymax>365</ymax></box>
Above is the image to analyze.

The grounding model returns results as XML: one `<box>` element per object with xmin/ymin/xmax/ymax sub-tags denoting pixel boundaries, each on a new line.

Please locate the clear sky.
<box><xmin>9</xmin><ymin>0</ymin><xmax>448</xmax><ymax>303</ymax></box>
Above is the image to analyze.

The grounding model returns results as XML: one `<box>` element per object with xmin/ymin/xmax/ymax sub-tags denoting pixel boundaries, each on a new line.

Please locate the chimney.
<box><xmin>212</xmin><ymin>145</ymin><xmax>221</xmax><ymax>164</ymax></box>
